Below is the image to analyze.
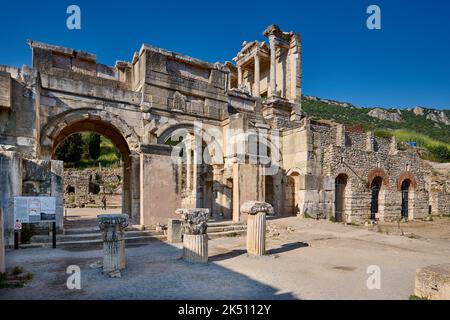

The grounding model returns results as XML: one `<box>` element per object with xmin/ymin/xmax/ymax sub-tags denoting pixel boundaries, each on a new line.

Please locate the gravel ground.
<box><xmin>1</xmin><ymin>217</ymin><xmax>449</xmax><ymax>300</ymax></box>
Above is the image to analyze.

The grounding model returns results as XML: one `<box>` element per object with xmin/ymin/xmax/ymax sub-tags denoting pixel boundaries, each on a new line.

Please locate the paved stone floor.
<box><xmin>1</xmin><ymin>217</ymin><xmax>449</xmax><ymax>300</ymax></box>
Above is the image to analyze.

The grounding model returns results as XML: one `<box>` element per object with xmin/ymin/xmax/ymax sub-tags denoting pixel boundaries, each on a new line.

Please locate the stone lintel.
<box><xmin>139</xmin><ymin>143</ymin><xmax>173</xmax><ymax>156</ymax></box>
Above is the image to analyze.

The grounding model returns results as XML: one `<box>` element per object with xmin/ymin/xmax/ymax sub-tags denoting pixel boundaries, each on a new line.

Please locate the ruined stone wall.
<box><xmin>430</xmin><ymin>191</ymin><xmax>450</xmax><ymax>215</ymax></box>
<box><xmin>0</xmin><ymin>66</ymin><xmax>37</xmax><ymax>157</ymax></box>
<box><xmin>63</xmin><ymin>167</ymin><xmax>122</xmax><ymax>207</ymax></box>
<box><xmin>323</xmin><ymin>144</ymin><xmax>429</xmax><ymax>222</ymax></box>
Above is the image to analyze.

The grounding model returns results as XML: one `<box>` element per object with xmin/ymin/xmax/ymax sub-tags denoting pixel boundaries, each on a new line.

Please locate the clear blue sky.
<box><xmin>0</xmin><ymin>0</ymin><xmax>449</xmax><ymax>109</ymax></box>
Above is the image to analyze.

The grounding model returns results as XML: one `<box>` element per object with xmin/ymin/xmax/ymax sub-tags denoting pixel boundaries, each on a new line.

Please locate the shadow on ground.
<box><xmin>0</xmin><ymin>235</ymin><xmax>298</xmax><ymax>300</ymax></box>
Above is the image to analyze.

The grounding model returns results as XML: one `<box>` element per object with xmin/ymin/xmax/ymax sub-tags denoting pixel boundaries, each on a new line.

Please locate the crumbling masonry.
<box><xmin>1</xmin><ymin>25</ymin><xmax>448</xmax><ymax>244</ymax></box>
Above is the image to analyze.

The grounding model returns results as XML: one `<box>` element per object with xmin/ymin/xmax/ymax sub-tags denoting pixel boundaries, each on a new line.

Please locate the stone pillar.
<box><xmin>97</xmin><ymin>214</ymin><xmax>129</xmax><ymax>277</ymax></box>
<box><xmin>237</xmin><ymin>65</ymin><xmax>243</xmax><ymax>87</ymax></box>
<box><xmin>254</xmin><ymin>54</ymin><xmax>260</xmax><ymax>97</ymax></box>
<box><xmin>241</xmin><ymin>201</ymin><xmax>273</xmax><ymax>256</ymax></box>
<box><xmin>0</xmin><ymin>208</ymin><xmax>5</xmax><ymax>273</ymax></box>
<box><xmin>167</xmin><ymin>218</ymin><xmax>182</xmax><ymax>243</ymax></box>
<box><xmin>269</xmin><ymin>36</ymin><xmax>277</xmax><ymax>97</ymax></box>
<box><xmin>176</xmin><ymin>208</ymin><xmax>209</xmax><ymax>263</ymax></box>
<box><xmin>186</xmin><ymin>138</ymin><xmax>192</xmax><ymax>192</ymax></box>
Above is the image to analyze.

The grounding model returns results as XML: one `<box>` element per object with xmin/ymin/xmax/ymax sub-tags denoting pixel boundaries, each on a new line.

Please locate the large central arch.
<box><xmin>39</xmin><ymin>108</ymin><xmax>141</xmax><ymax>222</ymax></box>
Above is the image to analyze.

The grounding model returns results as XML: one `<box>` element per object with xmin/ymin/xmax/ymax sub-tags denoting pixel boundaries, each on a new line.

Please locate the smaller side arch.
<box><xmin>396</xmin><ymin>171</ymin><xmax>417</xmax><ymax>190</ymax></box>
<box><xmin>367</xmin><ymin>168</ymin><xmax>389</xmax><ymax>188</ymax></box>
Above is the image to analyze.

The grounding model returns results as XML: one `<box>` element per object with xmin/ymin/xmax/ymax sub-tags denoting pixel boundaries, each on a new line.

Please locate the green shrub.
<box><xmin>12</xmin><ymin>266</ymin><xmax>24</xmax><ymax>275</ymax></box>
<box><xmin>428</xmin><ymin>145</ymin><xmax>450</xmax><ymax>162</ymax></box>
<box><xmin>88</xmin><ymin>134</ymin><xmax>101</xmax><ymax>160</ymax></box>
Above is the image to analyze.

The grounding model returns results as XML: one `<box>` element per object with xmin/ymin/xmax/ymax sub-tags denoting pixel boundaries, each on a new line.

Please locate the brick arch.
<box><xmin>286</xmin><ymin>167</ymin><xmax>303</xmax><ymax>177</ymax></box>
<box><xmin>367</xmin><ymin>168</ymin><xmax>389</xmax><ymax>187</ymax></box>
<box><xmin>397</xmin><ymin>171</ymin><xmax>417</xmax><ymax>190</ymax></box>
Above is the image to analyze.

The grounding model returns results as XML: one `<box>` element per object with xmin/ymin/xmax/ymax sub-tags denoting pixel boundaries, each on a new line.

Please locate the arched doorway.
<box><xmin>160</xmin><ymin>125</ymin><xmax>217</xmax><ymax>215</ymax></box>
<box><xmin>334</xmin><ymin>174</ymin><xmax>348</xmax><ymax>222</ymax></box>
<box><xmin>401</xmin><ymin>179</ymin><xmax>411</xmax><ymax>219</ymax></box>
<box><xmin>370</xmin><ymin>176</ymin><xmax>383</xmax><ymax>220</ymax></box>
<box><xmin>285</xmin><ymin>170</ymin><xmax>300</xmax><ymax>216</ymax></box>
<box><xmin>50</xmin><ymin>119</ymin><xmax>134</xmax><ymax>228</ymax></box>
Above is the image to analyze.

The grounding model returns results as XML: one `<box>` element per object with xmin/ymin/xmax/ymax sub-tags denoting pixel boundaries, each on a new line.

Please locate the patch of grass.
<box><xmin>226</xmin><ymin>232</ymin><xmax>239</xmax><ymax>238</ymax></box>
<box><xmin>329</xmin><ymin>216</ymin><xmax>336</xmax><ymax>223</ymax></box>
<box><xmin>303</xmin><ymin>212</ymin><xmax>313</xmax><ymax>219</ymax></box>
<box><xmin>409</xmin><ymin>294</ymin><xmax>428</xmax><ymax>300</ymax></box>
<box><xmin>0</xmin><ymin>267</ymin><xmax>33</xmax><ymax>289</ymax></box>
<box><xmin>11</xmin><ymin>266</ymin><xmax>24</xmax><ymax>276</ymax></box>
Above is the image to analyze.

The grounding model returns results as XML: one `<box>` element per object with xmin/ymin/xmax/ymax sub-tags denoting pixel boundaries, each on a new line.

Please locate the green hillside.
<box><xmin>302</xmin><ymin>97</ymin><xmax>450</xmax><ymax>162</ymax></box>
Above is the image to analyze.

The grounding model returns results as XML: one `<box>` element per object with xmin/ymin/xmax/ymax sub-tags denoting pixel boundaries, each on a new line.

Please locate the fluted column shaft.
<box><xmin>247</xmin><ymin>212</ymin><xmax>266</xmax><ymax>256</ymax></box>
<box><xmin>183</xmin><ymin>234</ymin><xmax>208</xmax><ymax>263</ymax></box>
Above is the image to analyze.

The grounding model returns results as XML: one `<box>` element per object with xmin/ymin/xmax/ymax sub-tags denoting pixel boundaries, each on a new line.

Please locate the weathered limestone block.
<box><xmin>97</xmin><ymin>214</ymin><xmax>129</xmax><ymax>277</ymax></box>
<box><xmin>167</xmin><ymin>218</ymin><xmax>182</xmax><ymax>243</ymax></box>
<box><xmin>0</xmin><ymin>71</ymin><xmax>12</xmax><ymax>109</ymax></box>
<box><xmin>415</xmin><ymin>264</ymin><xmax>450</xmax><ymax>300</ymax></box>
<box><xmin>241</xmin><ymin>201</ymin><xmax>273</xmax><ymax>256</ymax></box>
<box><xmin>0</xmin><ymin>208</ymin><xmax>5</xmax><ymax>273</ymax></box>
<box><xmin>176</xmin><ymin>208</ymin><xmax>209</xmax><ymax>263</ymax></box>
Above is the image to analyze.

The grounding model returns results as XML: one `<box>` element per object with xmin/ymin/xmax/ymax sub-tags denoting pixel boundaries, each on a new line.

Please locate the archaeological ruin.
<box><xmin>0</xmin><ymin>24</ymin><xmax>449</xmax><ymax>245</ymax></box>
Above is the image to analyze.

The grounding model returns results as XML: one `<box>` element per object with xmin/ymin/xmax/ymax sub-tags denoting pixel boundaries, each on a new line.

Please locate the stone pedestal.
<box><xmin>241</xmin><ymin>201</ymin><xmax>273</xmax><ymax>256</ymax></box>
<box><xmin>167</xmin><ymin>218</ymin><xmax>182</xmax><ymax>243</ymax></box>
<box><xmin>97</xmin><ymin>214</ymin><xmax>129</xmax><ymax>277</ymax></box>
<box><xmin>415</xmin><ymin>264</ymin><xmax>450</xmax><ymax>300</ymax></box>
<box><xmin>176</xmin><ymin>208</ymin><xmax>209</xmax><ymax>263</ymax></box>
<box><xmin>182</xmin><ymin>234</ymin><xmax>208</xmax><ymax>263</ymax></box>
<box><xmin>0</xmin><ymin>208</ymin><xmax>5</xmax><ymax>273</ymax></box>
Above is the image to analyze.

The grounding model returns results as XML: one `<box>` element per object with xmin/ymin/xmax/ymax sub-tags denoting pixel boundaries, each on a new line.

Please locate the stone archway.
<box><xmin>39</xmin><ymin>108</ymin><xmax>140</xmax><ymax>223</ymax></box>
<box><xmin>397</xmin><ymin>172</ymin><xmax>417</xmax><ymax>220</ymax></box>
<box><xmin>285</xmin><ymin>168</ymin><xmax>302</xmax><ymax>216</ymax></box>
<box><xmin>368</xmin><ymin>168</ymin><xmax>388</xmax><ymax>221</ymax></box>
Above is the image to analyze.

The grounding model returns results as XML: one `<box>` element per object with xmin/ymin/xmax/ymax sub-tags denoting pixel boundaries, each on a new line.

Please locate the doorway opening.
<box><xmin>334</xmin><ymin>174</ymin><xmax>348</xmax><ymax>222</ymax></box>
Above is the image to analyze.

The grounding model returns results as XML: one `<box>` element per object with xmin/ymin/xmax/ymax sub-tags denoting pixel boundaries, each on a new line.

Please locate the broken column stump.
<box><xmin>167</xmin><ymin>218</ymin><xmax>183</xmax><ymax>243</ymax></box>
<box><xmin>176</xmin><ymin>208</ymin><xmax>209</xmax><ymax>263</ymax></box>
<box><xmin>415</xmin><ymin>264</ymin><xmax>450</xmax><ymax>300</ymax></box>
<box><xmin>241</xmin><ymin>201</ymin><xmax>274</xmax><ymax>256</ymax></box>
<box><xmin>97</xmin><ymin>214</ymin><xmax>129</xmax><ymax>277</ymax></box>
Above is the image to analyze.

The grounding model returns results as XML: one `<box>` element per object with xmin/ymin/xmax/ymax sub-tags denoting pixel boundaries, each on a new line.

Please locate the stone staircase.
<box><xmin>29</xmin><ymin>220</ymin><xmax>246</xmax><ymax>249</ymax></box>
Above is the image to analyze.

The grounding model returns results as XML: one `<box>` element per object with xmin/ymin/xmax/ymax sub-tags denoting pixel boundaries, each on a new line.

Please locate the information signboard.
<box><xmin>14</xmin><ymin>197</ymin><xmax>56</xmax><ymax>223</ymax></box>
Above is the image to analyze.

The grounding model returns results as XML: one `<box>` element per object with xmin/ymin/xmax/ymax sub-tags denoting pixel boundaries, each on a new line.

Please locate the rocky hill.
<box><xmin>302</xmin><ymin>95</ymin><xmax>450</xmax><ymax>162</ymax></box>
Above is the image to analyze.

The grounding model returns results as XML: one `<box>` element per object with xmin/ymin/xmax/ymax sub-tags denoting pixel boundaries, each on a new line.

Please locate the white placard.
<box><xmin>14</xmin><ymin>197</ymin><xmax>56</xmax><ymax>223</ymax></box>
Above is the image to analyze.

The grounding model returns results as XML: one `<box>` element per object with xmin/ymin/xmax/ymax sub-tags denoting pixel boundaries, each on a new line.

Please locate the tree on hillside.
<box><xmin>88</xmin><ymin>134</ymin><xmax>101</xmax><ymax>160</ymax></box>
<box><xmin>55</xmin><ymin>134</ymin><xmax>83</xmax><ymax>163</ymax></box>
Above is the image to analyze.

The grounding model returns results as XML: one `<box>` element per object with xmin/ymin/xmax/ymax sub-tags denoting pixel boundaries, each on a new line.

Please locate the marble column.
<box><xmin>240</xmin><ymin>201</ymin><xmax>273</xmax><ymax>256</ymax></box>
<box><xmin>269</xmin><ymin>36</ymin><xmax>277</xmax><ymax>97</ymax></box>
<box><xmin>254</xmin><ymin>54</ymin><xmax>260</xmax><ymax>97</ymax></box>
<box><xmin>176</xmin><ymin>208</ymin><xmax>210</xmax><ymax>263</ymax></box>
<box><xmin>237</xmin><ymin>65</ymin><xmax>243</xmax><ymax>87</ymax></box>
<box><xmin>98</xmin><ymin>214</ymin><xmax>129</xmax><ymax>277</ymax></box>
